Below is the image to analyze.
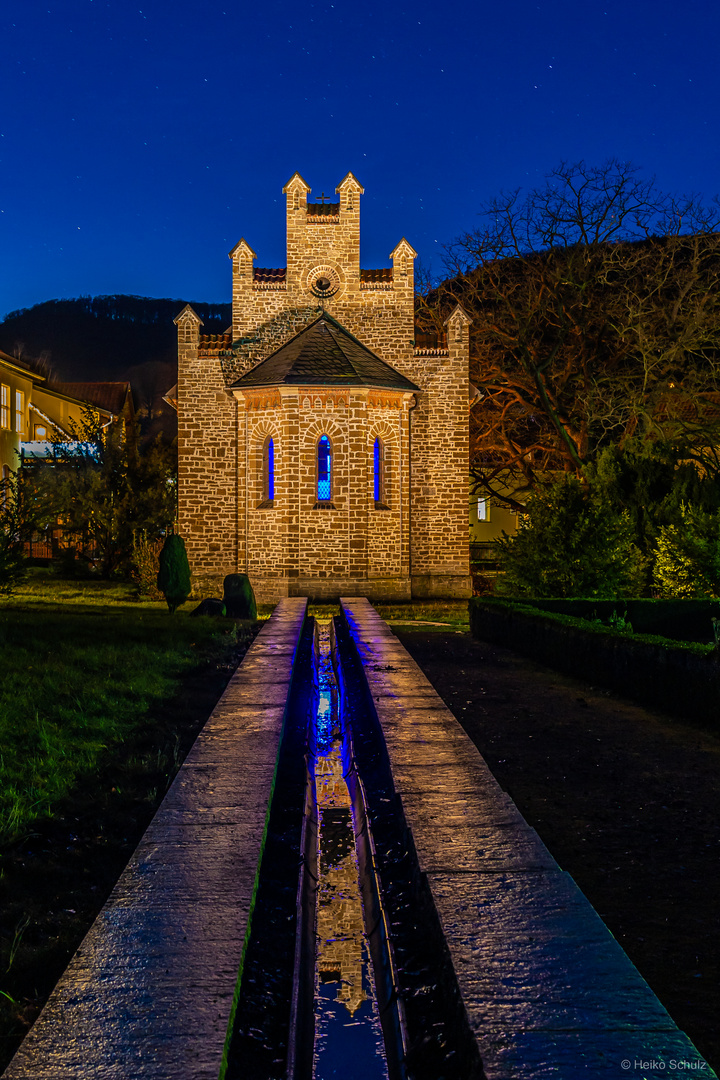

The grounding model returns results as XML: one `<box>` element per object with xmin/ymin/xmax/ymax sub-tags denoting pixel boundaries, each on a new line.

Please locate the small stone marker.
<box><xmin>223</xmin><ymin>573</ymin><xmax>257</xmax><ymax>619</ymax></box>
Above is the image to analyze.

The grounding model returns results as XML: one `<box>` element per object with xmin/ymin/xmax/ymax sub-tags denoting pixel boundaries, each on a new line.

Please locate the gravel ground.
<box><xmin>395</xmin><ymin>628</ymin><xmax>720</xmax><ymax>1074</ymax></box>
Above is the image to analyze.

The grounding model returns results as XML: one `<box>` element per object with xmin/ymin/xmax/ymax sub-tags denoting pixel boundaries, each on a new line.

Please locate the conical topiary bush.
<box><xmin>157</xmin><ymin>534</ymin><xmax>192</xmax><ymax>613</ymax></box>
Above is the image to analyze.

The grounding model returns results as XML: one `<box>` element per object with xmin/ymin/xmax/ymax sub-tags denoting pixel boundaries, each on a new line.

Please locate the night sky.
<box><xmin>2</xmin><ymin>0</ymin><xmax>719</xmax><ymax>317</ymax></box>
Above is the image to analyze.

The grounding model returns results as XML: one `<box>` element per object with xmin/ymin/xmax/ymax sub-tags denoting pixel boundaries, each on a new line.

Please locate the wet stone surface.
<box><xmin>3</xmin><ymin>599</ymin><xmax>308</xmax><ymax>1080</ymax></box>
<box><xmin>223</xmin><ymin>614</ymin><xmax>315</xmax><ymax>1080</ymax></box>
<box><xmin>334</xmin><ymin>612</ymin><xmax>485</xmax><ymax>1080</ymax></box>
<box><xmin>313</xmin><ymin>621</ymin><xmax>388</xmax><ymax>1080</ymax></box>
<box><xmin>340</xmin><ymin>598</ymin><xmax>716</xmax><ymax>1080</ymax></box>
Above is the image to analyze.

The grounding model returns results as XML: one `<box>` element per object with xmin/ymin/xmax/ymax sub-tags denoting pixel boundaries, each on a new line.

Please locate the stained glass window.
<box><xmin>374</xmin><ymin>437</ymin><xmax>383</xmax><ymax>503</ymax></box>
<box><xmin>263</xmin><ymin>436</ymin><xmax>274</xmax><ymax>502</ymax></box>
<box><xmin>317</xmin><ymin>435</ymin><xmax>332</xmax><ymax>500</ymax></box>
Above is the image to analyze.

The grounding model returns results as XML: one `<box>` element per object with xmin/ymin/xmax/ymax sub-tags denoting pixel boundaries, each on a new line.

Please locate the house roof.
<box><xmin>360</xmin><ymin>268</ymin><xmax>393</xmax><ymax>283</ymax></box>
<box><xmin>199</xmin><ymin>332</ymin><xmax>233</xmax><ymax>349</ymax></box>
<box><xmin>249</xmin><ymin>267</ymin><xmax>394</xmax><ymax>284</ymax></box>
<box><xmin>231</xmin><ymin>314</ymin><xmax>420</xmax><ymax>392</ymax></box>
<box><xmin>49</xmin><ymin>381</ymin><xmax>132</xmax><ymax>416</ymax></box>
<box><xmin>0</xmin><ymin>349</ymin><xmax>46</xmax><ymax>381</ymax></box>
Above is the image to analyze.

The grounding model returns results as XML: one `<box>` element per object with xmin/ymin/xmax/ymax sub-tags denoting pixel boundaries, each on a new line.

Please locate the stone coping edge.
<box><xmin>2</xmin><ymin>598</ymin><xmax>308</xmax><ymax>1080</ymax></box>
<box><xmin>339</xmin><ymin>597</ymin><xmax>716</xmax><ymax>1080</ymax></box>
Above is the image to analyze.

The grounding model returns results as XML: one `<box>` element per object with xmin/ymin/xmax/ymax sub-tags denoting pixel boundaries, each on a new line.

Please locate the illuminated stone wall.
<box><xmin>232</xmin><ymin>387</ymin><xmax>412</xmax><ymax>602</ymax></box>
<box><xmin>409</xmin><ymin>307</ymin><xmax>473</xmax><ymax>598</ymax></box>
<box><xmin>177</xmin><ymin>171</ymin><xmax>471</xmax><ymax>600</ymax></box>
<box><xmin>175</xmin><ymin>305</ymin><xmax>238</xmax><ymax>582</ymax></box>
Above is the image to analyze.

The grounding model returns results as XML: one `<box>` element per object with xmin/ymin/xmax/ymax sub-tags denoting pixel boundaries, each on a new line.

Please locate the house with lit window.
<box><xmin>175</xmin><ymin>171</ymin><xmax>472</xmax><ymax>602</ymax></box>
<box><xmin>0</xmin><ymin>349</ymin><xmax>44</xmax><ymax>488</ymax></box>
<box><xmin>27</xmin><ymin>380</ymin><xmax>134</xmax><ymax>451</ymax></box>
<box><xmin>1</xmin><ymin>347</ymin><xmax>133</xmax><ymax>481</ymax></box>
<box><xmin>469</xmin><ymin>490</ymin><xmax>525</xmax><ymax>577</ymax></box>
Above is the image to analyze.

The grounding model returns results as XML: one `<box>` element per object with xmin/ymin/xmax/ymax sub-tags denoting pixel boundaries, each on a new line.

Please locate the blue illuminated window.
<box><xmin>263</xmin><ymin>436</ymin><xmax>274</xmax><ymax>502</ymax></box>
<box><xmin>374</xmin><ymin>437</ymin><xmax>383</xmax><ymax>503</ymax></box>
<box><xmin>317</xmin><ymin>435</ymin><xmax>332</xmax><ymax>501</ymax></box>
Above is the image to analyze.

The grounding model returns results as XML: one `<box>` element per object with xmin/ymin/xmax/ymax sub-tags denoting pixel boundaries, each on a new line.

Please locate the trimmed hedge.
<box><xmin>469</xmin><ymin>598</ymin><xmax>720</xmax><ymax>730</ymax></box>
<box><xmin>512</xmin><ymin>598</ymin><xmax>720</xmax><ymax>643</ymax></box>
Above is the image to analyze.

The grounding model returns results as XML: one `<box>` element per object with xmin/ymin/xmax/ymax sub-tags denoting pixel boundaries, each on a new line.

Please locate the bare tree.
<box><xmin>11</xmin><ymin>342</ymin><xmax>55</xmax><ymax>381</ymax></box>
<box><xmin>125</xmin><ymin>360</ymin><xmax>177</xmax><ymax>419</ymax></box>
<box><xmin>416</xmin><ymin>160</ymin><xmax>720</xmax><ymax>508</ymax></box>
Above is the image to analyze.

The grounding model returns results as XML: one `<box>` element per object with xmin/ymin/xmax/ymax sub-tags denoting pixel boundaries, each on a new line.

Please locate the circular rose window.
<box><xmin>306</xmin><ymin>264</ymin><xmax>343</xmax><ymax>299</ymax></box>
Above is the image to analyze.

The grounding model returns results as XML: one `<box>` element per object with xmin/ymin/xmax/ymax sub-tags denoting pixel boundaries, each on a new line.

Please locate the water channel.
<box><xmin>225</xmin><ymin>612</ymin><xmax>475</xmax><ymax>1080</ymax></box>
<box><xmin>312</xmin><ymin>621</ymin><xmax>389</xmax><ymax>1080</ymax></box>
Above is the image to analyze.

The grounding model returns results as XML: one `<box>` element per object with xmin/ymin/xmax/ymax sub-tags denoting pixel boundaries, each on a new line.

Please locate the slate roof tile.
<box><xmin>231</xmin><ymin>314</ymin><xmax>419</xmax><ymax>392</ymax></box>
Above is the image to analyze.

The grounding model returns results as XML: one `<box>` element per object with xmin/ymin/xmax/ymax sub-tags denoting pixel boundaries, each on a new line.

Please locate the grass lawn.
<box><xmin>0</xmin><ymin>569</ymin><xmax>255</xmax><ymax>845</ymax></box>
<box><xmin>307</xmin><ymin>599</ymin><xmax>470</xmax><ymax>629</ymax></box>
<box><xmin>0</xmin><ymin>569</ymin><xmax>260</xmax><ymax>1068</ymax></box>
<box><xmin>375</xmin><ymin>600</ymin><xmax>469</xmax><ymax>629</ymax></box>
<box><xmin>0</xmin><ymin>574</ymin><xmax>466</xmax><ymax>844</ymax></box>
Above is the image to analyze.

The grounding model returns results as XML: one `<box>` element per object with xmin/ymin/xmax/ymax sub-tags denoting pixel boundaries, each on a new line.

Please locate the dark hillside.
<box><xmin>0</xmin><ymin>296</ymin><xmax>231</xmax><ymax>383</ymax></box>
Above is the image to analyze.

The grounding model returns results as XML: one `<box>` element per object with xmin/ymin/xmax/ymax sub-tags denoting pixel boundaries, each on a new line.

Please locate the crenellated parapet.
<box><xmin>227</xmin><ymin>172</ymin><xmax>417</xmax><ymax>357</ymax></box>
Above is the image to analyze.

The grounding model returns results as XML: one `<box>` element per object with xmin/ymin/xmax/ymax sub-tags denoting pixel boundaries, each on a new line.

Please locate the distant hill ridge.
<box><xmin>0</xmin><ymin>295</ymin><xmax>231</xmax><ymax>383</ymax></box>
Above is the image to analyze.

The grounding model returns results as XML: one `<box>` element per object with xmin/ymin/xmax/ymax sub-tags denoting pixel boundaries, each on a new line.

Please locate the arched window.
<box><xmin>317</xmin><ymin>435</ymin><xmax>332</xmax><ymax>501</ymax></box>
<box><xmin>373</xmin><ymin>437</ymin><xmax>384</xmax><ymax>504</ymax></box>
<box><xmin>262</xmin><ymin>436</ymin><xmax>274</xmax><ymax>504</ymax></box>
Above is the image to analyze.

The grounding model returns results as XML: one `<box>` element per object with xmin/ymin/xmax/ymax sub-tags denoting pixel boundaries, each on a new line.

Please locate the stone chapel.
<box><xmin>175</xmin><ymin>171</ymin><xmax>471</xmax><ymax>602</ymax></box>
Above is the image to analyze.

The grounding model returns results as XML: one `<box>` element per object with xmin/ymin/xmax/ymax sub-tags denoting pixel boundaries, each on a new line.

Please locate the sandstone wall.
<box><xmin>233</xmin><ymin>388</ymin><xmax>412</xmax><ymax>603</ymax></box>
<box><xmin>176</xmin><ymin>307</ymin><xmax>238</xmax><ymax>588</ymax></box>
<box><xmin>178</xmin><ymin>173</ymin><xmax>470</xmax><ymax>601</ymax></box>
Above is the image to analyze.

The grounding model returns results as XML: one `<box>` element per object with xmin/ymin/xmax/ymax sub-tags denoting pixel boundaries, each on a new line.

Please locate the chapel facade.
<box><xmin>175</xmin><ymin>171</ymin><xmax>471</xmax><ymax>602</ymax></box>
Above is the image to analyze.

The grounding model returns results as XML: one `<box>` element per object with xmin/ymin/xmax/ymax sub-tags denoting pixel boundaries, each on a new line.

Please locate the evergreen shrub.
<box><xmin>653</xmin><ymin>505</ymin><xmax>720</xmax><ymax>598</ymax></box>
<box><xmin>495</xmin><ymin>475</ymin><xmax>646</xmax><ymax>598</ymax></box>
<box><xmin>157</xmin><ymin>534</ymin><xmax>192</xmax><ymax>613</ymax></box>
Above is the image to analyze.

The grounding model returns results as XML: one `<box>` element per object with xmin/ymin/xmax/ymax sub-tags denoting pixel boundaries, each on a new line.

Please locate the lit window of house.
<box><xmin>317</xmin><ymin>435</ymin><xmax>332</xmax><ymax>501</ymax></box>
<box><xmin>0</xmin><ymin>385</ymin><xmax>9</xmax><ymax>429</ymax></box>
<box><xmin>478</xmin><ymin>497</ymin><xmax>489</xmax><ymax>521</ymax></box>
<box><xmin>15</xmin><ymin>390</ymin><xmax>24</xmax><ymax>434</ymax></box>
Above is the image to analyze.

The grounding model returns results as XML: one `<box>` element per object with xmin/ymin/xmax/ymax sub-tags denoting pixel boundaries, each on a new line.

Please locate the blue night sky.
<box><xmin>1</xmin><ymin>0</ymin><xmax>719</xmax><ymax>317</ymax></box>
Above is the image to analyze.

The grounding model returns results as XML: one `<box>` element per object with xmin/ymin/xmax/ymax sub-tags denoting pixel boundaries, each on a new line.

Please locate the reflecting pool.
<box><xmin>312</xmin><ymin>622</ymin><xmax>388</xmax><ymax>1080</ymax></box>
